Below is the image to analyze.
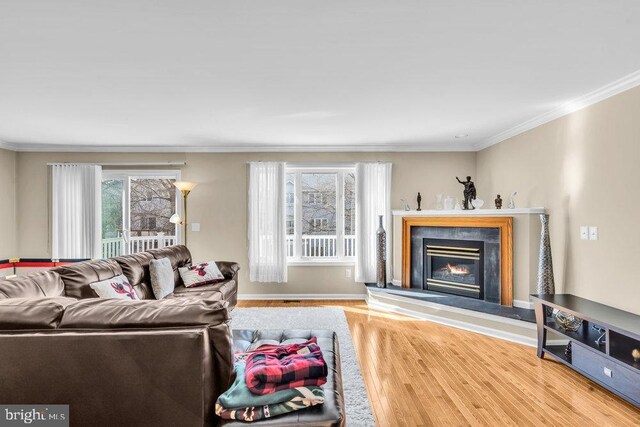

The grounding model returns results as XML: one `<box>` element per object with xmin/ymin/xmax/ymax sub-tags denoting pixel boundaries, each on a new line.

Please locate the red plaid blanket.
<box><xmin>244</xmin><ymin>338</ymin><xmax>328</xmax><ymax>395</ymax></box>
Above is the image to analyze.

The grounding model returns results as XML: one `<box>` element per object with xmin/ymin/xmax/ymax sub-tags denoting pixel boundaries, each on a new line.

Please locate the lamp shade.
<box><xmin>169</xmin><ymin>213</ymin><xmax>182</xmax><ymax>224</ymax></box>
<box><xmin>173</xmin><ymin>181</ymin><xmax>197</xmax><ymax>192</ymax></box>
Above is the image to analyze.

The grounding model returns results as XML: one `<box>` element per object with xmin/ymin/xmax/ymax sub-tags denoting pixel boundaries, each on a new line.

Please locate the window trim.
<box><xmin>286</xmin><ymin>165</ymin><xmax>356</xmax><ymax>265</ymax></box>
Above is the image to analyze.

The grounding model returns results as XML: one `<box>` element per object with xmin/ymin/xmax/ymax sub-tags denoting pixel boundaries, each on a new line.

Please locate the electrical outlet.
<box><xmin>589</xmin><ymin>226</ymin><xmax>598</xmax><ymax>241</ymax></box>
<box><xmin>580</xmin><ymin>226</ymin><xmax>589</xmax><ymax>240</ymax></box>
<box><xmin>191</xmin><ymin>223</ymin><xmax>201</xmax><ymax>232</ymax></box>
<box><xmin>345</xmin><ymin>269</ymin><xmax>352</xmax><ymax>278</ymax></box>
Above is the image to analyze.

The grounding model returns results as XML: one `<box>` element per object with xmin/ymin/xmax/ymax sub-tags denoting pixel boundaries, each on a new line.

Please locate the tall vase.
<box><xmin>376</xmin><ymin>215</ymin><xmax>387</xmax><ymax>288</ymax></box>
<box><xmin>537</xmin><ymin>214</ymin><xmax>555</xmax><ymax>316</ymax></box>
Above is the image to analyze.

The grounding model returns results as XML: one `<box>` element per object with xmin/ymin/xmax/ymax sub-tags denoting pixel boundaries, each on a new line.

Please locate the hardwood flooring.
<box><xmin>237</xmin><ymin>300</ymin><xmax>640</xmax><ymax>427</ymax></box>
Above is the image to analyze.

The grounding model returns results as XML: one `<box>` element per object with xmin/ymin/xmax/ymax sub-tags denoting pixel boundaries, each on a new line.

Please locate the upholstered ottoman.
<box><xmin>222</xmin><ymin>329</ymin><xmax>345</xmax><ymax>427</ymax></box>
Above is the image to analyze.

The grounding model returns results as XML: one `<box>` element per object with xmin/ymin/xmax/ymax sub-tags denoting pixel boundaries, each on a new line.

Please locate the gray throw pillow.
<box><xmin>149</xmin><ymin>257</ymin><xmax>175</xmax><ymax>299</ymax></box>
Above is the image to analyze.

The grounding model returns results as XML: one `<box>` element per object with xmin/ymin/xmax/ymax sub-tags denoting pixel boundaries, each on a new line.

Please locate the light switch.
<box><xmin>603</xmin><ymin>367</ymin><xmax>613</xmax><ymax>378</ymax></box>
<box><xmin>191</xmin><ymin>223</ymin><xmax>201</xmax><ymax>232</ymax></box>
<box><xmin>580</xmin><ymin>226</ymin><xmax>589</xmax><ymax>240</ymax></box>
<box><xmin>589</xmin><ymin>226</ymin><xmax>598</xmax><ymax>241</ymax></box>
<box><xmin>345</xmin><ymin>269</ymin><xmax>352</xmax><ymax>278</ymax></box>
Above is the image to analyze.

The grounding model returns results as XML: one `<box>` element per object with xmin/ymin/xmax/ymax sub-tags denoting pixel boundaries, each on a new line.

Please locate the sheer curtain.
<box><xmin>248</xmin><ymin>162</ymin><xmax>287</xmax><ymax>283</ymax></box>
<box><xmin>355</xmin><ymin>162</ymin><xmax>392</xmax><ymax>283</ymax></box>
<box><xmin>51</xmin><ymin>164</ymin><xmax>102</xmax><ymax>260</ymax></box>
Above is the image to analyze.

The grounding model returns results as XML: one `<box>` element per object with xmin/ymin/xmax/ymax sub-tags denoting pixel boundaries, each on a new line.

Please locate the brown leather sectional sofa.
<box><xmin>0</xmin><ymin>245</ymin><xmax>345</xmax><ymax>426</ymax></box>
<box><xmin>0</xmin><ymin>245</ymin><xmax>239</xmax><ymax>426</ymax></box>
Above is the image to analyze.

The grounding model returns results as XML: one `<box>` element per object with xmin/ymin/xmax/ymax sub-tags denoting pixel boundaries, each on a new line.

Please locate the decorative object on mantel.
<box><xmin>456</xmin><ymin>176</ymin><xmax>477</xmax><ymax>210</ymax></box>
<box><xmin>400</xmin><ymin>199</ymin><xmax>410</xmax><ymax>211</ymax></box>
<box><xmin>554</xmin><ymin>310</ymin><xmax>583</xmax><ymax>332</ymax></box>
<box><xmin>443</xmin><ymin>196</ymin><xmax>454</xmax><ymax>210</ymax></box>
<box><xmin>471</xmin><ymin>198</ymin><xmax>484</xmax><ymax>209</ymax></box>
<box><xmin>435</xmin><ymin>194</ymin><xmax>443</xmax><ymax>210</ymax></box>
<box><xmin>454</xmin><ymin>198</ymin><xmax>462</xmax><ymax>210</ymax></box>
<box><xmin>376</xmin><ymin>215</ymin><xmax>387</xmax><ymax>288</ymax></box>
<box><xmin>508</xmin><ymin>191</ymin><xmax>517</xmax><ymax>209</ymax></box>
<box><xmin>416</xmin><ymin>192</ymin><xmax>422</xmax><ymax>211</ymax></box>
<box><xmin>495</xmin><ymin>194</ymin><xmax>502</xmax><ymax>209</ymax></box>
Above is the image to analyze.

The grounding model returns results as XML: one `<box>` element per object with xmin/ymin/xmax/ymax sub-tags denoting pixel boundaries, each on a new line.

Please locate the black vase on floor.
<box><xmin>376</xmin><ymin>215</ymin><xmax>387</xmax><ymax>288</ymax></box>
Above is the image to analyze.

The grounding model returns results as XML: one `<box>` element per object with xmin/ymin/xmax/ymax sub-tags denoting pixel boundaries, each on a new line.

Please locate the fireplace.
<box><xmin>424</xmin><ymin>238</ymin><xmax>484</xmax><ymax>299</ymax></box>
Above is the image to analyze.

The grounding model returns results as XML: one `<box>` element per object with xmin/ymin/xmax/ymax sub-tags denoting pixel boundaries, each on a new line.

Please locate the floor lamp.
<box><xmin>170</xmin><ymin>181</ymin><xmax>197</xmax><ymax>247</ymax></box>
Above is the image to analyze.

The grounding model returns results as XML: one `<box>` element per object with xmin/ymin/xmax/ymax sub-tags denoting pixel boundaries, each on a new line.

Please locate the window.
<box><xmin>286</xmin><ymin>166</ymin><xmax>356</xmax><ymax>263</ymax></box>
<box><xmin>101</xmin><ymin>170</ymin><xmax>181</xmax><ymax>258</ymax></box>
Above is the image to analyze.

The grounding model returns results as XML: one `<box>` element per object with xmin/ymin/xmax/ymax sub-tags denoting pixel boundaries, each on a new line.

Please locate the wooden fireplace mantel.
<box><xmin>402</xmin><ymin>216</ymin><xmax>513</xmax><ymax>306</ymax></box>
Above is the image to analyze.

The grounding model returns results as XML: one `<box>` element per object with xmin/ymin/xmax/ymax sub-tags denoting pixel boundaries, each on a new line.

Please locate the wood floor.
<box><xmin>237</xmin><ymin>300</ymin><xmax>640</xmax><ymax>427</ymax></box>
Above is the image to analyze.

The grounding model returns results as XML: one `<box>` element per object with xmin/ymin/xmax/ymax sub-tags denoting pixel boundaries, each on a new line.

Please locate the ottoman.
<box><xmin>221</xmin><ymin>329</ymin><xmax>346</xmax><ymax>426</ymax></box>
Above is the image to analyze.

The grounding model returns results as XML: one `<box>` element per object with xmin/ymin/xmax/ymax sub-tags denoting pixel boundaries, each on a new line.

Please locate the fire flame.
<box><xmin>440</xmin><ymin>263</ymin><xmax>470</xmax><ymax>276</ymax></box>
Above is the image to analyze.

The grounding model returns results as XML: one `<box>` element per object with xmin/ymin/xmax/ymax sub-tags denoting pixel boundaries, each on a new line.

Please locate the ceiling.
<box><xmin>1</xmin><ymin>0</ymin><xmax>639</xmax><ymax>152</ymax></box>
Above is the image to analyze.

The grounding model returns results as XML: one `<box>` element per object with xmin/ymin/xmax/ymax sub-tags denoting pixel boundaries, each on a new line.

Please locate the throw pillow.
<box><xmin>149</xmin><ymin>257</ymin><xmax>175</xmax><ymax>299</ymax></box>
<box><xmin>178</xmin><ymin>261</ymin><xmax>224</xmax><ymax>288</ymax></box>
<box><xmin>90</xmin><ymin>274</ymin><xmax>140</xmax><ymax>300</ymax></box>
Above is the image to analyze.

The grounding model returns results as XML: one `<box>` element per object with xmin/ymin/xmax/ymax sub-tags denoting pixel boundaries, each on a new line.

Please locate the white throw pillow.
<box><xmin>150</xmin><ymin>257</ymin><xmax>175</xmax><ymax>299</ymax></box>
<box><xmin>178</xmin><ymin>261</ymin><xmax>225</xmax><ymax>288</ymax></box>
<box><xmin>90</xmin><ymin>274</ymin><xmax>140</xmax><ymax>300</ymax></box>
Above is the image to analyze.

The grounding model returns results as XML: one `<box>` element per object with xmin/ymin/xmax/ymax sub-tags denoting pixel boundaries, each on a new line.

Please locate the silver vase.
<box><xmin>537</xmin><ymin>214</ymin><xmax>555</xmax><ymax>316</ymax></box>
<box><xmin>376</xmin><ymin>215</ymin><xmax>387</xmax><ymax>288</ymax></box>
<box><xmin>537</xmin><ymin>214</ymin><xmax>555</xmax><ymax>294</ymax></box>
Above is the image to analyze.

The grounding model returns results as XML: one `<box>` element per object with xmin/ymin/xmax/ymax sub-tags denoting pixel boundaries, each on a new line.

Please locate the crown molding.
<box><xmin>0</xmin><ymin>139</ymin><xmax>18</xmax><ymax>151</ymax></box>
<box><xmin>4</xmin><ymin>141</ymin><xmax>478</xmax><ymax>153</ymax></box>
<box><xmin>475</xmin><ymin>69</ymin><xmax>640</xmax><ymax>151</ymax></box>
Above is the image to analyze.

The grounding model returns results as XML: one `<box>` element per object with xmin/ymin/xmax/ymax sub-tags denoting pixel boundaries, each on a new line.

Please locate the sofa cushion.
<box><xmin>147</xmin><ymin>245</ymin><xmax>192</xmax><ymax>287</ymax></box>
<box><xmin>0</xmin><ymin>297</ymin><xmax>77</xmax><ymax>330</ymax></box>
<box><xmin>55</xmin><ymin>259</ymin><xmax>122</xmax><ymax>299</ymax></box>
<box><xmin>179</xmin><ymin>261</ymin><xmax>225</xmax><ymax>288</ymax></box>
<box><xmin>113</xmin><ymin>251</ymin><xmax>155</xmax><ymax>299</ymax></box>
<box><xmin>90</xmin><ymin>274</ymin><xmax>140</xmax><ymax>300</ymax></box>
<box><xmin>0</xmin><ymin>271</ymin><xmax>65</xmax><ymax>299</ymax></box>
<box><xmin>59</xmin><ymin>297</ymin><xmax>229</xmax><ymax>329</ymax></box>
<box><xmin>149</xmin><ymin>257</ymin><xmax>175</xmax><ymax>299</ymax></box>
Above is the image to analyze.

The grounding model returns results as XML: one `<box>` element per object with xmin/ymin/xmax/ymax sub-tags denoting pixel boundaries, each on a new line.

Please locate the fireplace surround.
<box><xmin>402</xmin><ymin>216</ymin><xmax>513</xmax><ymax>306</ymax></box>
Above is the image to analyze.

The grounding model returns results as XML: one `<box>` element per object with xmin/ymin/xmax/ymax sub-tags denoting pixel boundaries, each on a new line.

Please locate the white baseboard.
<box><xmin>237</xmin><ymin>293</ymin><xmax>366</xmax><ymax>301</ymax></box>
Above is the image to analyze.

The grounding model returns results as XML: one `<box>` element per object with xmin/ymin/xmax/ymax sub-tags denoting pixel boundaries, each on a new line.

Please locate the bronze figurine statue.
<box><xmin>456</xmin><ymin>176</ymin><xmax>476</xmax><ymax>210</ymax></box>
<box><xmin>495</xmin><ymin>194</ymin><xmax>503</xmax><ymax>209</ymax></box>
<box><xmin>416</xmin><ymin>192</ymin><xmax>422</xmax><ymax>211</ymax></box>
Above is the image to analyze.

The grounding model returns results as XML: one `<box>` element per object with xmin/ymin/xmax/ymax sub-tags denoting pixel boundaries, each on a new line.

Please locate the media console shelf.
<box><xmin>532</xmin><ymin>294</ymin><xmax>640</xmax><ymax>407</ymax></box>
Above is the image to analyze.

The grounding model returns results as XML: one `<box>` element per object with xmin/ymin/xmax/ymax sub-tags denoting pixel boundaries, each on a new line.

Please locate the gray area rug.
<box><xmin>231</xmin><ymin>307</ymin><xmax>375</xmax><ymax>426</ymax></box>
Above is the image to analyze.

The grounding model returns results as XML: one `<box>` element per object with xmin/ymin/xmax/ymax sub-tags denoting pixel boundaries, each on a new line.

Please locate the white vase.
<box><xmin>435</xmin><ymin>194</ymin><xmax>444</xmax><ymax>210</ymax></box>
<box><xmin>443</xmin><ymin>196</ymin><xmax>454</xmax><ymax>210</ymax></box>
<box><xmin>471</xmin><ymin>198</ymin><xmax>484</xmax><ymax>209</ymax></box>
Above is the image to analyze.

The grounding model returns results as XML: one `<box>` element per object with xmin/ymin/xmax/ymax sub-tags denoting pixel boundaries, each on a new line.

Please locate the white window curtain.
<box><xmin>248</xmin><ymin>162</ymin><xmax>287</xmax><ymax>283</ymax></box>
<box><xmin>51</xmin><ymin>164</ymin><xmax>102</xmax><ymax>260</ymax></box>
<box><xmin>355</xmin><ymin>162</ymin><xmax>392</xmax><ymax>283</ymax></box>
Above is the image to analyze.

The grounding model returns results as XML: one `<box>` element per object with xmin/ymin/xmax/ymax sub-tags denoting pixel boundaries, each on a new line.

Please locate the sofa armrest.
<box><xmin>59</xmin><ymin>297</ymin><xmax>229</xmax><ymax>329</ymax></box>
<box><xmin>215</xmin><ymin>261</ymin><xmax>240</xmax><ymax>280</ymax></box>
